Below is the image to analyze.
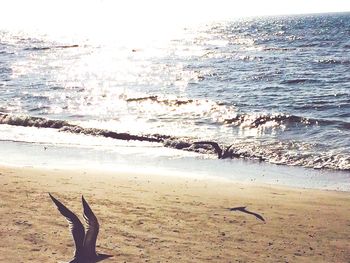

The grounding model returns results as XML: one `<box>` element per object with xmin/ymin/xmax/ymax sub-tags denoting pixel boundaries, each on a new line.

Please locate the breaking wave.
<box><xmin>123</xmin><ymin>96</ymin><xmax>350</xmax><ymax>130</ymax></box>
<box><xmin>316</xmin><ymin>58</ymin><xmax>350</xmax><ymax>65</ymax></box>
<box><xmin>1</xmin><ymin>113</ymin><xmax>349</xmax><ymax>171</ymax></box>
<box><xmin>223</xmin><ymin>113</ymin><xmax>350</xmax><ymax>129</ymax></box>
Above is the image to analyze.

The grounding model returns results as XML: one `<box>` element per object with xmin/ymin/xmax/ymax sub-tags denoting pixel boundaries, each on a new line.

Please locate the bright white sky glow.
<box><xmin>1</xmin><ymin>0</ymin><xmax>350</xmax><ymax>43</ymax></box>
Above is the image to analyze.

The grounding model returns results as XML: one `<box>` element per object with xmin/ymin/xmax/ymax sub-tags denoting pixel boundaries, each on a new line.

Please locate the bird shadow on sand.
<box><xmin>228</xmin><ymin>206</ymin><xmax>266</xmax><ymax>222</ymax></box>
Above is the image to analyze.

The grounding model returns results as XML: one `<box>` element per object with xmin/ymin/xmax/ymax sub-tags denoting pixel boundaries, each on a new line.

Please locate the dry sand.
<box><xmin>0</xmin><ymin>165</ymin><xmax>349</xmax><ymax>262</ymax></box>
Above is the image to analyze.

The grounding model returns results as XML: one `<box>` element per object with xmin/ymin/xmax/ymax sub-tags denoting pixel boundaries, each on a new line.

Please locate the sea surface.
<box><xmin>0</xmin><ymin>12</ymin><xmax>350</xmax><ymax>174</ymax></box>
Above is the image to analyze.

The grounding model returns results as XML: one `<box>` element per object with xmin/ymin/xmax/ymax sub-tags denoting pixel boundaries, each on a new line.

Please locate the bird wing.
<box><xmin>49</xmin><ymin>193</ymin><xmax>85</xmax><ymax>257</ymax></box>
<box><xmin>82</xmin><ymin>196</ymin><xmax>99</xmax><ymax>257</ymax></box>
<box><xmin>194</xmin><ymin>141</ymin><xmax>223</xmax><ymax>158</ymax></box>
<box><xmin>229</xmin><ymin>206</ymin><xmax>247</xmax><ymax>211</ymax></box>
<box><xmin>229</xmin><ymin>206</ymin><xmax>265</xmax><ymax>222</ymax></box>
<box><xmin>247</xmin><ymin>210</ymin><xmax>265</xmax><ymax>222</ymax></box>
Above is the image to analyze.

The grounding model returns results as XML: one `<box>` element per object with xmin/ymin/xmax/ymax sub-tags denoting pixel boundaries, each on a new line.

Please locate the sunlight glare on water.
<box><xmin>0</xmin><ymin>0</ymin><xmax>200</xmax><ymax>46</ymax></box>
<box><xmin>0</xmin><ymin>1</ymin><xmax>350</xmax><ymax>171</ymax></box>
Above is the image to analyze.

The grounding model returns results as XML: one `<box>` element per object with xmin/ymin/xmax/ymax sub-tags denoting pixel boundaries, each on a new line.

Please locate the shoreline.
<box><xmin>1</xmin><ymin>165</ymin><xmax>350</xmax><ymax>262</ymax></box>
<box><xmin>0</xmin><ymin>139</ymin><xmax>350</xmax><ymax>192</ymax></box>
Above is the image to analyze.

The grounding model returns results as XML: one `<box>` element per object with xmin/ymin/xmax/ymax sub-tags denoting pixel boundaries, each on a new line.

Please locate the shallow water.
<box><xmin>1</xmin><ymin>139</ymin><xmax>349</xmax><ymax>191</ymax></box>
<box><xmin>0</xmin><ymin>12</ymin><xmax>350</xmax><ymax>171</ymax></box>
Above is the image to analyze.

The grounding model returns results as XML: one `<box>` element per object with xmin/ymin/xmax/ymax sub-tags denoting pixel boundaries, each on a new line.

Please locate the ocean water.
<box><xmin>0</xmin><ymin>12</ymin><xmax>350</xmax><ymax>172</ymax></box>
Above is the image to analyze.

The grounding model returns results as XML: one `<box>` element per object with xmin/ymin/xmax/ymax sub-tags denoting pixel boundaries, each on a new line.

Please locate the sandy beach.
<box><xmin>0</xmin><ymin>165</ymin><xmax>349</xmax><ymax>262</ymax></box>
<box><xmin>1</xmin><ymin>3</ymin><xmax>350</xmax><ymax>263</ymax></box>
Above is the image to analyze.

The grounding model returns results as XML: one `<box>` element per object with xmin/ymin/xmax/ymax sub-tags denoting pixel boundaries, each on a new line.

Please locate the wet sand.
<box><xmin>0</xmin><ymin>165</ymin><xmax>349</xmax><ymax>262</ymax></box>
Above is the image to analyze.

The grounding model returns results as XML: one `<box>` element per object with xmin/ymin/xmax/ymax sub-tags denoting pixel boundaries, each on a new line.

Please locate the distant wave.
<box><xmin>0</xmin><ymin>113</ymin><xmax>349</xmax><ymax>171</ymax></box>
<box><xmin>123</xmin><ymin>97</ymin><xmax>350</xmax><ymax>130</ymax></box>
<box><xmin>262</xmin><ymin>47</ymin><xmax>294</xmax><ymax>52</ymax></box>
<box><xmin>0</xmin><ymin>67</ymin><xmax>12</xmax><ymax>75</ymax></box>
<box><xmin>316</xmin><ymin>58</ymin><xmax>350</xmax><ymax>65</ymax></box>
<box><xmin>24</xmin><ymin>47</ymin><xmax>51</xmax><ymax>51</ymax></box>
<box><xmin>23</xmin><ymin>45</ymin><xmax>79</xmax><ymax>51</ymax></box>
<box><xmin>280</xmin><ymin>78</ymin><xmax>319</xmax><ymax>85</ymax></box>
<box><xmin>28</xmin><ymin>106</ymin><xmax>51</xmax><ymax>112</ymax></box>
<box><xmin>224</xmin><ymin>113</ymin><xmax>310</xmax><ymax>128</ymax></box>
<box><xmin>223</xmin><ymin>113</ymin><xmax>350</xmax><ymax>129</ymax></box>
<box><xmin>126</xmin><ymin>95</ymin><xmax>195</xmax><ymax>106</ymax></box>
<box><xmin>297</xmin><ymin>43</ymin><xmax>320</xmax><ymax>48</ymax></box>
<box><xmin>0</xmin><ymin>51</ymin><xmax>14</xmax><ymax>55</ymax></box>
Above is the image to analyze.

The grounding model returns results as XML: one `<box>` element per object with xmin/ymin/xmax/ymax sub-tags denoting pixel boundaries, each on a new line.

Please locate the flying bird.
<box><xmin>49</xmin><ymin>193</ymin><xmax>112</xmax><ymax>263</ymax></box>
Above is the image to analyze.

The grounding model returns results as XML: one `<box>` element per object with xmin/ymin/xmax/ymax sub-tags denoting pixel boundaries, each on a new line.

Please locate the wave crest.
<box><xmin>0</xmin><ymin>113</ymin><xmax>349</xmax><ymax>171</ymax></box>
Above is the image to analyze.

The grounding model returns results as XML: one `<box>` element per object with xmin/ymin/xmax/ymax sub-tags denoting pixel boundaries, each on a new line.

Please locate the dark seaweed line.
<box><xmin>0</xmin><ymin>113</ymin><xmax>262</xmax><ymax>159</ymax></box>
<box><xmin>0</xmin><ymin>113</ymin><xmax>163</xmax><ymax>143</ymax></box>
